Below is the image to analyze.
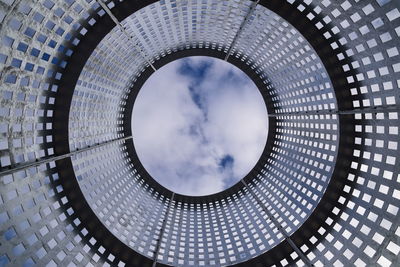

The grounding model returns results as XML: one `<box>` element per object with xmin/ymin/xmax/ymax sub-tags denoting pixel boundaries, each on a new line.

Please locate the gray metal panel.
<box><xmin>0</xmin><ymin>0</ymin><xmax>399</xmax><ymax>266</ymax></box>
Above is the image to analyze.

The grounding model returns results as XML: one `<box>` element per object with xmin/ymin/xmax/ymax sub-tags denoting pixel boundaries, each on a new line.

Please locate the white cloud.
<box><xmin>132</xmin><ymin>56</ymin><xmax>268</xmax><ymax>196</ymax></box>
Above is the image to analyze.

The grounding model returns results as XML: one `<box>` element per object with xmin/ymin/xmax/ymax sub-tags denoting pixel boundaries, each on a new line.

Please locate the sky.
<box><xmin>132</xmin><ymin>56</ymin><xmax>268</xmax><ymax>196</ymax></box>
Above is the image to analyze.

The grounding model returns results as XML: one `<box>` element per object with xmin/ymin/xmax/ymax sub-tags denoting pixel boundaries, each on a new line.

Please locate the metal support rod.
<box><xmin>95</xmin><ymin>0</ymin><xmax>157</xmax><ymax>72</ymax></box>
<box><xmin>268</xmin><ymin>104</ymin><xmax>400</xmax><ymax>117</ymax></box>
<box><xmin>241</xmin><ymin>179</ymin><xmax>314</xmax><ymax>267</ymax></box>
<box><xmin>152</xmin><ymin>193</ymin><xmax>175</xmax><ymax>267</ymax></box>
<box><xmin>224</xmin><ymin>0</ymin><xmax>259</xmax><ymax>61</ymax></box>
<box><xmin>0</xmin><ymin>136</ymin><xmax>133</xmax><ymax>177</ymax></box>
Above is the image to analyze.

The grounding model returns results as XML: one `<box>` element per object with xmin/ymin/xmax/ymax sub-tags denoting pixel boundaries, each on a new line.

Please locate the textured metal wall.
<box><xmin>0</xmin><ymin>0</ymin><xmax>399</xmax><ymax>266</ymax></box>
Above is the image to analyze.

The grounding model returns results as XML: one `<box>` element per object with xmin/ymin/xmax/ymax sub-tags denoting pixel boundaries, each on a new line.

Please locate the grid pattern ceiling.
<box><xmin>0</xmin><ymin>0</ymin><xmax>399</xmax><ymax>266</ymax></box>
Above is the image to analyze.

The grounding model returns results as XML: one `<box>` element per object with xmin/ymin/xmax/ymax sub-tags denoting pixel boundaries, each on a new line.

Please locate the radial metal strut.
<box><xmin>0</xmin><ymin>136</ymin><xmax>133</xmax><ymax>177</ymax></box>
<box><xmin>267</xmin><ymin>104</ymin><xmax>400</xmax><ymax>117</ymax></box>
<box><xmin>241</xmin><ymin>179</ymin><xmax>314</xmax><ymax>267</ymax></box>
<box><xmin>225</xmin><ymin>0</ymin><xmax>260</xmax><ymax>61</ymax></box>
<box><xmin>95</xmin><ymin>0</ymin><xmax>157</xmax><ymax>71</ymax></box>
<box><xmin>152</xmin><ymin>192</ymin><xmax>175</xmax><ymax>267</ymax></box>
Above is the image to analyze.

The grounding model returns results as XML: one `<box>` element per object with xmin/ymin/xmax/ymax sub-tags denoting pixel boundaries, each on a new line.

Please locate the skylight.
<box><xmin>132</xmin><ymin>56</ymin><xmax>268</xmax><ymax>196</ymax></box>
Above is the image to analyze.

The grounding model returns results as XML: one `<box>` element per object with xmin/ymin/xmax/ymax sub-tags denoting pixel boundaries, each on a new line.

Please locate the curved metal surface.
<box><xmin>0</xmin><ymin>0</ymin><xmax>399</xmax><ymax>266</ymax></box>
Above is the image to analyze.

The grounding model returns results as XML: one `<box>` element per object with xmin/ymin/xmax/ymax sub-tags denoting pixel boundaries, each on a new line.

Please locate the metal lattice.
<box><xmin>0</xmin><ymin>0</ymin><xmax>399</xmax><ymax>266</ymax></box>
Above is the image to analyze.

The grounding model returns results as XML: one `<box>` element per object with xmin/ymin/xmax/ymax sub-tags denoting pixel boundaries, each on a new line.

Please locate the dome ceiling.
<box><xmin>0</xmin><ymin>0</ymin><xmax>399</xmax><ymax>266</ymax></box>
<box><xmin>68</xmin><ymin>3</ymin><xmax>337</xmax><ymax>265</ymax></box>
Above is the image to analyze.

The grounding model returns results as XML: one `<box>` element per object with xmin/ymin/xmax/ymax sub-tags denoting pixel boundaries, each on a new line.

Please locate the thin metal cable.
<box><xmin>95</xmin><ymin>0</ymin><xmax>157</xmax><ymax>71</ymax></box>
<box><xmin>0</xmin><ymin>136</ymin><xmax>133</xmax><ymax>176</ymax></box>
<box><xmin>268</xmin><ymin>104</ymin><xmax>400</xmax><ymax>117</ymax></box>
<box><xmin>224</xmin><ymin>0</ymin><xmax>260</xmax><ymax>61</ymax></box>
<box><xmin>152</xmin><ymin>192</ymin><xmax>175</xmax><ymax>267</ymax></box>
<box><xmin>241</xmin><ymin>179</ymin><xmax>314</xmax><ymax>267</ymax></box>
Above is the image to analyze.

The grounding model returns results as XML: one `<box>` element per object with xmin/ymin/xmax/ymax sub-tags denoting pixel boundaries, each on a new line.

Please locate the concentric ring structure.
<box><xmin>0</xmin><ymin>0</ymin><xmax>400</xmax><ymax>266</ymax></box>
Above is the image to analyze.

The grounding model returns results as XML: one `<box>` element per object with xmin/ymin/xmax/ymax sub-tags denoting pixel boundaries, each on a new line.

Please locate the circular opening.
<box><xmin>132</xmin><ymin>56</ymin><xmax>268</xmax><ymax>196</ymax></box>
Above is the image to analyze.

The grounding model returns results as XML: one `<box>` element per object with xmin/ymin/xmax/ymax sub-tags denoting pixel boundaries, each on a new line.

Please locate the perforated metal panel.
<box><xmin>0</xmin><ymin>0</ymin><xmax>399</xmax><ymax>266</ymax></box>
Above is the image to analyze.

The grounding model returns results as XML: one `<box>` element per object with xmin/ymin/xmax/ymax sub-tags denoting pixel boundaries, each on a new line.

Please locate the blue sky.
<box><xmin>132</xmin><ymin>56</ymin><xmax>268</xmax><ymax>196</ymax></box>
